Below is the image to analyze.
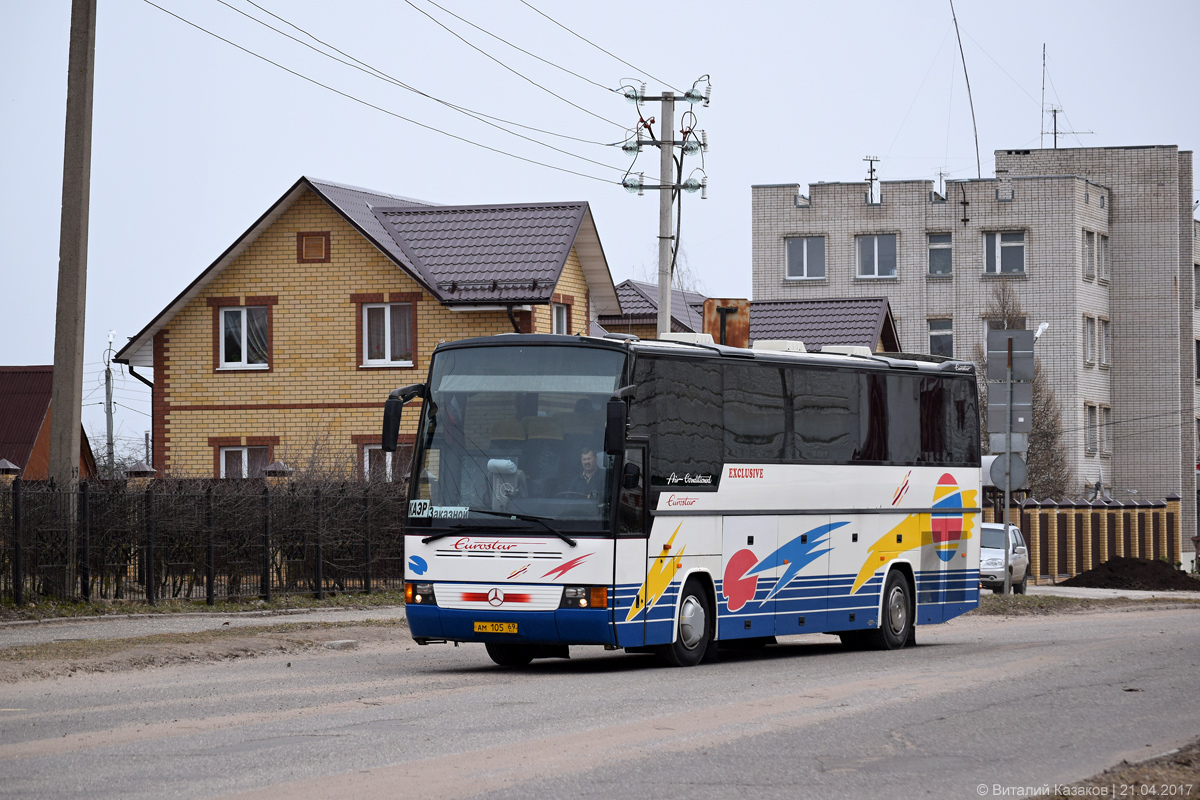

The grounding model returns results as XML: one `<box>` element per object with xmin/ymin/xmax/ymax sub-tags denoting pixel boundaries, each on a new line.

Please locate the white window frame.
<box><xmin>552</xmin><ymin>302</ymin><xmax>570</xmax><ymax>334</ymax></box>
<box><xmin>984</xmin><ymin>231</ymin><xmax>1026</xmax><ymax>274</ymax></box>
<box><xmin>1085</xmin><ymin>404</ymin><xmax>1098</xmax><ymax>454</ymax></box>
<box><xmin>219</xmin><ymin>445</ymin><xmax>269</xmax><ymax>479</ymax></box>
<box><xmin>1084</xmin><ymin>316</ymin><xmax>1096</xmax><ymax>365</ymax></box>
<box><xmin>927</xmin><ymin>233</ymin><xmax>952</xmax><ymax>275</ymax></box>
<box><xmin>1098</xmin><ymin>235</ymin><xmax>1110</xmax><ymax>281</ymax></box>
<box><xmin>1100</xmin><ymin>406</ymin><xmax>1112</xmax><ymax>456</ymax></box>
<box><xmin>856</xmin><ymin>234</ymin><xmax>897</xmax><ymax>278</ymax></box>
<box><xmin>219</xmin><ymin>306</ymin><xmax>269</xmax><ymax>370</ymax></box>
<box><xmin>1099</xmin><ymin>318</ymin><xmax>1111</xmax><ymax>367</ymax></box>
<box><xmin>363</xmin><ymin>443</ymin><xmax>408</xmax><ymax>482</ymax></box>
<box><xmin>1083</xmin><ymin>230</ymin><xmax>1096</xmax><ymax>279</ymax></box>
<box><xmin>928</xmin><ymin>318</ymin><xmax>953</xmax><ymax>358</ymax></box>
<box><xmin>362</xmin><ymin>302</ymin><xmax>413</xmax><ymax>367</ymax></box>
<box><xmin>785</xmin><ymin>236</ymin><xmax>826</xmax><ymax>280</ymax></box>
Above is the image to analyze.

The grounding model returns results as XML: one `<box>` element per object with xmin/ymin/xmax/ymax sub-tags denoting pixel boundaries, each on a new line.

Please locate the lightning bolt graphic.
<box><xmin>748</xmin><ymin>521</ymin><xmax>847</xmax><ymax>600</ymax></box>
<box><xmin>625</xmin><ymin>523</ymin><xmax>686</xmax><ymax>622</ymax></box>
<box><xmin>541</xmin><ymin>553</ymin><xmax>590</xmax><ymax>581</ymax></box>
<box><xmin>892</xmin><ymin>470</ymin><xmax>912</xmax><ymax>505</ymax></box>
<box><xmin>507</xmin><ymin>564</ymin><xmax>530</xmax><ymax>580</ymax></box>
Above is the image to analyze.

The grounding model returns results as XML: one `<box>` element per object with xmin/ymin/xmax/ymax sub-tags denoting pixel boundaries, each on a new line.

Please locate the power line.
<box><xmin>228</xmin><ymin>0</ymin><xmax>624</xmax><ymax>155</ymax></box>
<box><xmin>518</xmin><ymin>0</ymin><xmax>681</xmax><ymax>94</ymax></box>
<box><xmin>113</xmin><ymin>402</ymin><xmax>152</xmax><ymax>417</ymax></box>
<box><xmin>141</xmin><ymin>0</ymin><xmax>617</xmax><ymax>184</ymax></box>
<box><xmin>403</xmin><ymin>0</ymin><xmax>625</xmax><ymax>131</ymax></box>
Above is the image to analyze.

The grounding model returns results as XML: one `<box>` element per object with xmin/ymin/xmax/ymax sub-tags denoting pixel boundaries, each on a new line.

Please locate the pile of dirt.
<box><xmin>1061</xmin><ymin>557</ymin><xmax>1200</xmax><ymax>591</ymax></box>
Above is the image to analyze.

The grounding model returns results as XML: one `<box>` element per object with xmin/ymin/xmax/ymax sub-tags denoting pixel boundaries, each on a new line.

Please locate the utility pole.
<box><xmin>863</xmin><ymin>156</ymin><xmax>880</xmax><ymax>204</ymax></box>
<box><xmin>104</xmin><ymin>331</ymin><xmax>115</xmax><ymax>476</ymax></box>
<box><xmin>656</xmin><ymin>92</ymin><xmax>676</xmax><ymax>338</ymax></box>
<box><xmin>621</xmin><ymin>77</ymin><xmax>710</xmax><ymax>338</ymax></box>
<box><xmin>49</xmin><ymin>0</ymin><xmax>97</xmax><ymax>487</ymax></box>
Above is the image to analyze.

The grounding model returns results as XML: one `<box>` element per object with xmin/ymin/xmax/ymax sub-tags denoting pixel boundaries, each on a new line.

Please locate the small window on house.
<box><xmin>786</xmin><ymin>236</ymin><xmax>826</xmax><ymax>279</ymax></box>
<box><xmin>984</xmin><ymin>231</ymin><xmax>1025</xmax><ymax>274</ymax></box>
<box><xmin>220</xmin><ymin>307</ymin><xmax>269</xmax><ymax>369</ymax></box>
<box><xmin>364</xmin><ymin>443</ymin><xmax>413</xmax><ymax>483</ymax></box>
<box><xmin>1100</xmin><ymin>319</ymin><xmax>1111</xmax><ymax>367</ymax></box>
<box><xmin>927</xmin><ymin>234</ymin><xmax>952</xmax><ymax>275</ymax></box>
<box><xmin>220</xmin><ymin>446</ymin><xmax>269</xmax><ymax>478</ymax></box>
<box><xmin>1085</xmin><ymin>405</ymin><xmax>1098</xmax><ymax>454</ymax></box>
<box><xmin>1098</xmin><ymin>235</ymin><xmax>1110</xmax><ymax>281</ymax></box>
<box><xmin>1100</xmin><ymin>406</ymin><xmax>1112</xmax><ymax>455</ymax></box>
<box><xmin>364</xmin><ymin>303</ymin><xmax>413</xmax><ymax>366</ymax></box>
<box><xmin>297</xmin><ymin>232</ymin><xmax>330</xmax><ymax>263</ymax></box>
<box><xmin>552</xmin><ymin>302</ymin><xmax>570</xmax><ymax>334</ymax></box>
<box><xmin>1083</xmin><ymin>231</ymin><xmax>1096</xmax><ymax>279</ymax></box>
<box><xmin>928</xmin><ymin>319</ymin><xmax>953</xmax><ymax>357</ymax></box>
<box><xmin>1084</xmin><ymin>316</ymin><xmax>1096</xmax><ymax>365</ymax></box>
<box><xmin>857</xmin><ymin>234</ymin><xmax>897</xmax><ymax>278</ymax></box>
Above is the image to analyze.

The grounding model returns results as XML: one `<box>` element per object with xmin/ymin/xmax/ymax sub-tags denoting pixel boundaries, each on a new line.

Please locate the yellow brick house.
<box><xmin>114</xmin><ymin>177</ymin><xmax>621</xmax><ymax>479</ymax></box>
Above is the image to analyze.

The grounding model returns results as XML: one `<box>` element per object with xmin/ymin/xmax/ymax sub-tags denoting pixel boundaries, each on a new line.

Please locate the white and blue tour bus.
<box><xmin>382</xmin><ymin>332</ymin><xmax>982</xmax><ymax>667</ymax></box>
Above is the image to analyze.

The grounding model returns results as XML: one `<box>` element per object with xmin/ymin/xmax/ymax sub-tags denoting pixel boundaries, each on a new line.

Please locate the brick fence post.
<box><xmin>1024</xmin><ymin>499</ymin><xmax>1041</xmax><ymax>584</ymax></box>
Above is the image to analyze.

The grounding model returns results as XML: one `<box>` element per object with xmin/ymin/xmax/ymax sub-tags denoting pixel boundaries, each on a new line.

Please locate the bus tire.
<box><xmin>485</xmin><ymin>642</ymin><xmax>536</xmax><ymax>667</ymax></box>
<box><xmin>866</xmin><ymin>569</ymin><xmax>912</xmax><ymax>651</ymax></box>
<box><xmin>658</xmin><ymin>578</ymin><xmax>711</xmax><ymax>667</ymax></box>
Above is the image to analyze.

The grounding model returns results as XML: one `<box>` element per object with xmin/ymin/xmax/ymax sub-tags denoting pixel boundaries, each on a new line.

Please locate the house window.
<box><xmin>220</xmin><ymin>306</ymin><xmax>269</xmax><ymax>369</ymax></box>
<box><xmin>363</xmin><ymin>303</ymin><xmax>413</xmax><ymax>366</ymax></box>
<box><xmin>1085</xmin><ymin>404</ymin><xmax>1098</xmax><ymax>454</ymax></box>
<box><xmin>786</xmin><ymin>236</ymin><xmax>826</xmax><ymax>279</ymax></box>
<box><xmin>1084</xmin><ymin>316</ymin><xmax>1096</xmax><ymax>365</ymax></box>
<box><xmin>297</xmin><ymin>232</ymin><xmax>331</xmax><ymax>263</ymax></box>
<box><xmin>1100</xmin><ymin>318</ymin><xmax>1111</xmax><ymax>367</ymax></box>
<box><xmin>928</xmin><ymin>319</ymin><xmax>953</xmax><ymax>357</ymax></box>
<box><xmin>927</xmin><ymin>233</ymin><xmax>952</xmax><ymax>275</ymax></box>
<box><xmin>857</xmin><ymin>234</ymin><xmax>897</xmax><ymax>278</ymax></box>
<box><xmin>1195</xmin><ymin>265</ymin><xmax>1200</xmax><ymax>308</ymax></box>
<box><xmin>1098</xmin><ymin>235</ymin><xmax>1110</xmax><ymax>281</ymax></box>
<box><xmin>552</xmin><ymin>302</ymin><xmax>570</xmax><ymax>334</ymax></box>
<box><xmin>220</xmin><ymin>446</ymin><xmax>269</xmax><ymax>478</ymax></box>
<box><xmin>363</xmin><ymin>443</ymin><xmax>414</xmax><ymax>483</ymax></box>
<box><xmin>1083</xmin><ymin>231</ymin><xmax>1096</xmax><ymax>279</ymax></box>
<box><xmin>1195</xmin><ymin>340</ymin><xmax>1200</xmax><ymax>381</ymax></box>
<box><xmin>1100</xmin><ymin>406</ymin><xmax>1112</xmax><ymax>456</ymax></box>
<box><xmin>984</xmin><ymin>231</ymin><xmax>1025</xmax><ymax>274</ymax></box>
<box><xmin>983</xmin><ymin>317</ymin><xmax>1027</xmax><ymax>340</ymax></box>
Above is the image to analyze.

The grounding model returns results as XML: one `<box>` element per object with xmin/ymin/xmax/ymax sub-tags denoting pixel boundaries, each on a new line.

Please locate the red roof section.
<box><xmin>0</xmin><ymin>366</ymin><xmax>53</xmax><ymax>468</ymax></box>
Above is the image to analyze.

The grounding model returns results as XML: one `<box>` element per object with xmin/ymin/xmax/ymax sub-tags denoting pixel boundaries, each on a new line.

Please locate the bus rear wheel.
<box><xmin>658</xmin><ymin>579</ymin><xmax>711</xmax><ymax>667</ymax></box>
<box><xmin>485</xmin><ymin>642</ymin><xmax>536</xmax><ymax>667</ymax></box>
<box><xmin>865</xmin><ymin>570</ymin><xmax>912</xmax><ymax>650</ymax></box>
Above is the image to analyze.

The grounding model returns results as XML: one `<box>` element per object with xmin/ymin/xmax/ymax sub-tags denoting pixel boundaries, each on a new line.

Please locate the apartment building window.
<box><xmin>1085</xmin><ymin>404</ymin><xmax>1098</xmax><ymax>454</ymax></box>
<box><xmin>552</xmin><ymin>302</ymin><xmax>570</xmax><ymax>334</ymax></box>
<box><xmin>984</xmin><ymin>231</ymin><xmax>1025</xmax><ymax>274</ymax></box>
<box><xmin>1098</xmin><ymin>235</ymin><xmax>1110</xmax><ymax>281</ymax></box>
<box><xmin>363</xmin><ymin>302</ymin><xmax>414</xmax><ymax>366</ymax></box>
<box><xmin>1083</xmin><ymin>231</ymin><xmax>1096</xmax><ymax>279</ymax></box>
<box><xmin>1100</xmin><ymin>406</ymin><xmax>1112</xmax><ymax>456</ymax></box>
<box><xmin>1195</xmin><ymin>265</ymin><xmax>1200</xmax><ymax>308</ymax></box>
<box><xmin>927</xmin><ymin>234</ymin><xmax>952</xmax><ymax>275</ymax></box>
<box><xmin>220</xmin><ymin>306</ymin><xmax>269</xmax><ymax>369</ymax></box>
<box><xmin>1084</xmin><ymin>316</ymin><xmax>1096</xmax><ymax>365</ymax></box>
<box><xmin>928</xmin><ymin>319</ymin><xmax>953</xmax><ymax>357</ymax></box>
<box><xmin>857</xmin><ymin>234</ymin><xmax>897</xmax><ymax>278</ymax></box>
<box><xmin>363</xmin><ymin>443</ymin><xmax>414</xmax><ymax>483</ymax></box>
<box><xmin>1195</xmin><ymin>340</ymin><xmax>1200</xmax><ymax>381</ymax></box>
<box><xmin>220</xmin><ymin>446</ymin><xmax>270</xmax><ymax>479</ymax></box>
<box><xmin>786</xmin><ymin>236</ymin><xmax>826</xmax><ymax>279</ymax></box>
<box><xmin>1099</xmin><ymin>318</ymin><xmax>1111</xmax><ymax>367</ymax></box>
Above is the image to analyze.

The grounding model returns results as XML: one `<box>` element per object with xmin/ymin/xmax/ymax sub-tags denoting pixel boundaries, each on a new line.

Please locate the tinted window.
<box><xmin>789</xmin><ymin>368</ymin><xmax>859</xmax><ymax>462</ymax></box>
<box><xmin>724</xmin><ymin>364</ymin><xmax>786</xmax><ymax>461</ymax></box>
<box><xmin>630</xmin><ymin>357</ymin><xmax>723</xmax><ymax>487</ymax></box>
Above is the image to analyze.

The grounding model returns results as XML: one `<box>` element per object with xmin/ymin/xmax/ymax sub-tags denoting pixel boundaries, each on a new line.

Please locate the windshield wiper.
<box><xmin>420</xmin><ymin>509</ymin><xmax>576</xmax><ymax>547</ymax></box>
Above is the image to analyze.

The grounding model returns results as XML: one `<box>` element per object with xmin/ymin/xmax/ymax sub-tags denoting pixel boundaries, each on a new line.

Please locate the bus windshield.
<box><xmin>410</xmin><ymin>344</ymin><xmax>626</xmax><ymax>530</ymax></box>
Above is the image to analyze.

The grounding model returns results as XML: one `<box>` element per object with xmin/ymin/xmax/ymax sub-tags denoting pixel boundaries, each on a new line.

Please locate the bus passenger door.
<box><xmin>719</xmin><ymin>516</ymin><xmax>778</xmax><ymax>640</ymax></box>
<box><xmin>613</xmin><ymin>444</ymin><xmax>649</xmax><ymax>647</ymax></box>
<box><xmin>773</xmin><ymin>515</ymin><xmax>832</xmax><ymax>636</ymax></box>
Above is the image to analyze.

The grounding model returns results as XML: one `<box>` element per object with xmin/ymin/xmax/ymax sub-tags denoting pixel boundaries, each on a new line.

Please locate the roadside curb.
<box><xmin>0</xmin><ymin>604</ymin><xmax>407</xmax><ymax>629</ymax></box>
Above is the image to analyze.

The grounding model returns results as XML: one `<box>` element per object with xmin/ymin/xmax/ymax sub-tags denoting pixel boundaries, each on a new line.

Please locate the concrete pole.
<box><xmin>655</xmin><ymin>93</ymin><xmax>675</xmax><ymax>338</ymax></box>
<box><xmin>49</xmin><ymin>0</ymin><xmax>97</xmax><ymax>487</ymax></box>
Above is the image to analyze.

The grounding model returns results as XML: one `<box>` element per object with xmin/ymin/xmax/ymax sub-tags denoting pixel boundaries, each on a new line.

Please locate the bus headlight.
<box><xmin>560</xmin><ymin>586</ymin><xmax>607</xmax><ymax>609</ymax></box>
<box><xmin>406</xmin><ymin>582</ymin><xmax>437</xmax><ymax>605</ymax></box>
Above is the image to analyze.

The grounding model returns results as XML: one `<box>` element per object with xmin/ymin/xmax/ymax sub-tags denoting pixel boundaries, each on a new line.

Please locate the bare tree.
<box><xmin>972</xmin><ymin>282</ymin><xmax>1074</xmax><ymax>499</ymax></box>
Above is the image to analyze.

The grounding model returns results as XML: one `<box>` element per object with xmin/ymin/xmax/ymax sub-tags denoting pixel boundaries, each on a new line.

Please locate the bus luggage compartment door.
<box><xmin>718</xmin><ymin>516</ymin><xmax>779</xmax><ymax>640</ymax></box>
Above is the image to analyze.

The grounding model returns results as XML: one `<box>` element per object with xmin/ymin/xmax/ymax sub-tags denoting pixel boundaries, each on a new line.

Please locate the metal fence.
<box><xmin>0</xmin><ymin>479</ymin><xmax>407</xmax><ymax>605</ymax></box>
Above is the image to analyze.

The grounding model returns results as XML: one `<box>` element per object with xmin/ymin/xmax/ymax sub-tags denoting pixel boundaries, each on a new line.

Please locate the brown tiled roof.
<box><xmin>0</xmin><ymin>366</ymin><xmax>52</xmax><ymax>468</ymax></box>
<box><xmin>598</xmin><ymin>280</ymin><xmax>706</xmax><ymax>332</ymax></box>
<box><xmin>750</xmin><ymin>297</ymin><xmax>900</xmax><ymax>351</ymax></box>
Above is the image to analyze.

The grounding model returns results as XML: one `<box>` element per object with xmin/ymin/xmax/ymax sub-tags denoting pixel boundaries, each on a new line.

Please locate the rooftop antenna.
<box><xmin>863</xmin><ymin>156</ymin><xmax>880</xmax><ymax>203</ymax></box>
<box><xmin>1043</xmin><ymin>106</ymin><xmax>1093</xmax><ymax>149</ymax></box>
<box><xmin>1040</xmin><ymin>45</ymin><xmax>1046</xmax><ymax>148</ymax></box>
<box><xmin>948</xmin><ymin>0</ymin><xmax>981</xmax><ymax>179</ymax></box>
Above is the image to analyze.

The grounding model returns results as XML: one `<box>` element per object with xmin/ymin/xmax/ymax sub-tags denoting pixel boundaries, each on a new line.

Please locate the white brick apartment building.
<box><xmin>752</xmin><ymin>145</ymin><xmax>1199</xmax><ymax>566</ymax></box>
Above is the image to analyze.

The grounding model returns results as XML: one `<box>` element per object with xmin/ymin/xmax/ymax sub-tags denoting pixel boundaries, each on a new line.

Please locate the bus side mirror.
<box><xmin>382</xmin><ymin>383</ymin><xmax>426</xmax><ymax>452</ymax></box>
<box><xmin>604</xmin><ymin>399</ymin><xmax>627</xmax><ymax>456</ymax></box>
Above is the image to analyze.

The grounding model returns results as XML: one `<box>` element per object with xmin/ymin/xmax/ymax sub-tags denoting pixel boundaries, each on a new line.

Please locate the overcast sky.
<box><xmin>3</xmin><ymin>0</ymin><xmax>1198</xmax><ymax>456</ymax></box>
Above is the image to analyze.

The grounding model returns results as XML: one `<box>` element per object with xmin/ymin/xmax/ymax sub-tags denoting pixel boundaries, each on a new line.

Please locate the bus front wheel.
<box><xmin>866</xmin><ymin>570</ymin><xmax>912</xmax><ymax>650</ymax></box>
<box><xmin>485</xmin><ymin>642</ymin><xmax>536</xmax><ymax>667</ymax></box>
<box><xmin>658</xmin><ymin>578</ymin><xmax>712</xmax><ymax>667</ymax></box>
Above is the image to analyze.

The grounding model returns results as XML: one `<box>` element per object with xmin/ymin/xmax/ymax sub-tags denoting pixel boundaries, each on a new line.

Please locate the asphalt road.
<box><xmin>0</xmin><ymin>606</ymin><xmax>1196</xmax><ymax>799</ymax></box>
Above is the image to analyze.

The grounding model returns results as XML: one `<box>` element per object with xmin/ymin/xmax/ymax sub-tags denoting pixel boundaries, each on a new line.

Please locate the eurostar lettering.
<box><xmin>666</xmin><ymin>495</ymin><xmax>698</xmax><ymax>507</ymax></box>
<box><xmin>453</xmin><ymin>538</ymin><xmax>527</xmax><ymax>552</ymax></box>
<box><xmin>728</xmin><ymin>467</ymin><xmax>764</xmax><ymax>479</ymax></box>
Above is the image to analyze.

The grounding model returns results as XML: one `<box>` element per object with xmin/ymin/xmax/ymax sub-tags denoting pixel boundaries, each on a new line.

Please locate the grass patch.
<box><xmin>0</xmin><ymin>591</ymin><xmax>406</xmax><ymax>623</ymax></box>
<box><xmin>969</xmin><ymin>593</ymin><xmax>1200</xmax><ymax>616</ymax></box>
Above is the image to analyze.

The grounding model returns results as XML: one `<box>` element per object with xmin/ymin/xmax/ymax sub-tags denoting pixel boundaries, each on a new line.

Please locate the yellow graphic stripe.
<box><xmin>625</xmin><ymin>523</ymin><xmax>686</xmax><ymax>622</ymax></box>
